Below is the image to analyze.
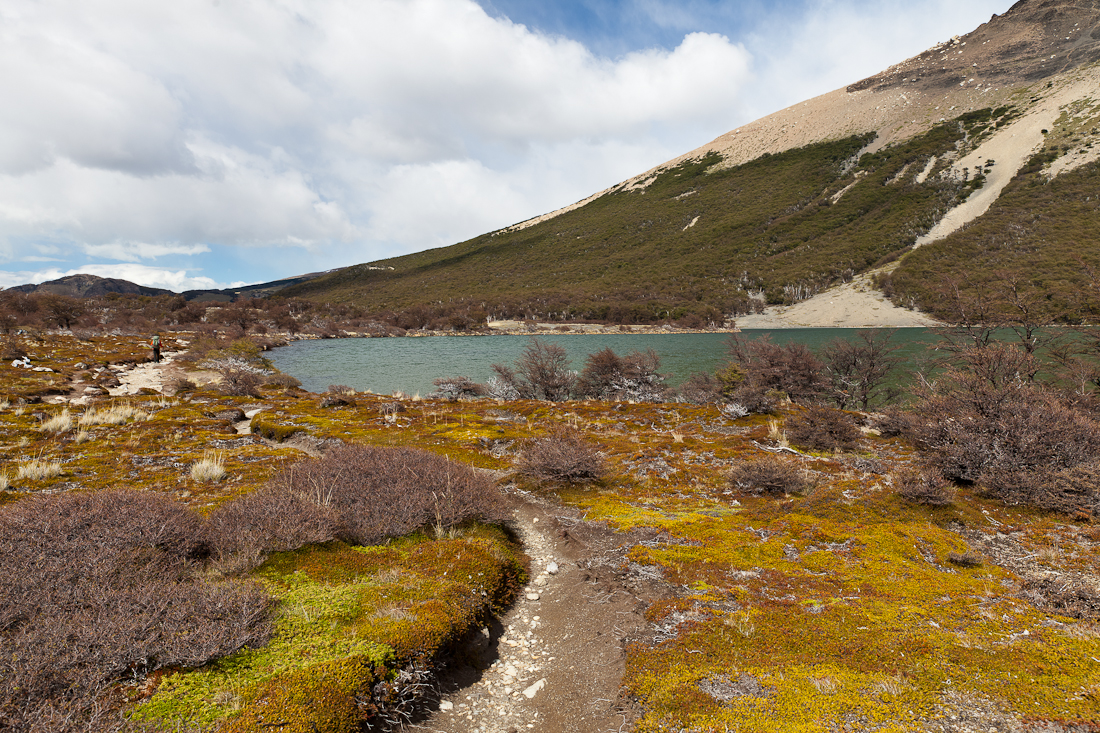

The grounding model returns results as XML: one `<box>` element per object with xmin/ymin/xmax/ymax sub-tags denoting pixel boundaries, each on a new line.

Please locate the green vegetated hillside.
<box><xmin>284</xmin><ymin>111</ymin><xmax>1011</xmax><ymax>325</ymax></box>
<box><xmin>881</xmin><ymin>150</ymin><xmax>1100</xmax><ymax>324</ymax></box>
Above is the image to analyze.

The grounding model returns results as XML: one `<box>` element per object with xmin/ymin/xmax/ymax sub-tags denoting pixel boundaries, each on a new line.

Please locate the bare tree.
<box><xmin>822</xmin><ymin>329</ymin><xmax>902</xmax><ymax>410</ymax></box>
<box><xmin>491</xmin><ymin>337</ymin><xmax>576</xmax><ymax>401</ymax></box>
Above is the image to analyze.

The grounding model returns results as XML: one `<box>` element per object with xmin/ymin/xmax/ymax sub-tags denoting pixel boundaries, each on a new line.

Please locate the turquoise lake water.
<box><xmin>268</xmin><ymin>329</ymin><xmax>942</xmax><ymax>396</ymax></box>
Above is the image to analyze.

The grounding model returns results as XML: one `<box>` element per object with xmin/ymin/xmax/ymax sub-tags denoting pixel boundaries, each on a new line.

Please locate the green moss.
<box><xmin>136</xmin><ymin>531</ymin><xmax>525</xmax><ymax>731</ymax></box>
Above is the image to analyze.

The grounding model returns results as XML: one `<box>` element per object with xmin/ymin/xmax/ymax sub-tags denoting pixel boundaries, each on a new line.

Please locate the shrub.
<box><xmin>725</xmin><ymin>334</ymin><xmax>827</xmax><ymax>404</ymax></box>
<box><xmin>0</xmin><ymin>490</ymin><xmax>273</xmax><ymax>732</ymax></box>
<box><xmin>575</xmin><ymin>348</ymin><xmax>667</xmax><ymax>402</ymax></box>
<box><xmin>902</xmin><ymin>343</ymin><xmax>1100</xmax><ymax>512</ymax></box>
<box><xmin>515</xmin><ymin>426</ymin><xmax>606</xmax><ymax>484</ymax></box>
<box><xmin>433</xmin><ymin>376</ymin><xmax>486</xmax><ymax>401</ymax></box>
<box><xmin>265</xmin><ymin>372</ymin><xmax>302</xmax><ymax>389</ymax></box>
<box><xmin>490</xmin><ymin>337</ymin><xmax>576</xmax><ymax>401</ymax></box>
<box><xmin>786</xmin><ymin>405</ymin><xmax>862</xmax><ymax>452</ymax></box>
<box><xmin>895</xmin><ymin>467</ymin><xmax>955</xmax><ymax>506</ymax></box>
<box><xmin>676</xmin><ymin>372</ymin><xmax>723</xmax><ymax>404</ymax></box>
<box><xmin>209</xmin><ymin>445</ymin><xmax>507</xmax><ymax>571</ymax></box>
<box><xmin>727</xmin><ymin>455</ymin><xmax>810</xmax><ymax>496</ymax></box>
<box><xmin>821</xmin><ymin>330</ymin><xmax>902</xmax><ymax>410</ymax></box>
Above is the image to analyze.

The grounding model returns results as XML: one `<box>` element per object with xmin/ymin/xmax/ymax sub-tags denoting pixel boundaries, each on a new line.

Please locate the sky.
<box><xmin>0</xmin><ymin>0</ymin><xmax>1013</xmax><ymax>292</ymax></box>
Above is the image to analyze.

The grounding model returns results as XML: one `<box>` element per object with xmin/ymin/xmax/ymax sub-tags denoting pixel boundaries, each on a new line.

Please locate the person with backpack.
<box><xmin>151</xmin><ymin>334</ymin><xmax>161</xmax><ymax>363</ymax></box>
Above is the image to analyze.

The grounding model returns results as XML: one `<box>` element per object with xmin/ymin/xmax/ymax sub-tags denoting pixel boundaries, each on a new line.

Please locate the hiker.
<box><xmin>151</xmin><ymin>334</ymin><xmax>161</xmax><ymax>363</ymax></box>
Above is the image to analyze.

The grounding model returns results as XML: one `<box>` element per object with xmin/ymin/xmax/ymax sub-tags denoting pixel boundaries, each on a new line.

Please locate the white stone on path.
<box><xmin>546</xmin><ymin>562</ymin><xmax>559</xmax><ymax>575</ymax></box>
<box><xmin>522</xmin><ymin>679</ymin><xmax>547</xmax><ymax>699</ymax></box>
<box><xmin>439</xmin><ymin>700</ymin><xmax>454</xmax><ymax>711</ymax></box>
<box><xmin>525</xmin><ymin>592</ymin><xmax>540</xmax><ymax>601</ymax></box>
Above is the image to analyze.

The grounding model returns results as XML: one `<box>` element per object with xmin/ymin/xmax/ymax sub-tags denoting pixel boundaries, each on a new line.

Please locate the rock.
<box><xmin>525</xmin><ymin>591</ymin><xmax>541</xmax><ymax>601</ymax></box>
<box><xmin>546</xmin><ymin>562</ymin><xmax>559</xmax><ymax>575</ymax></box>
<box><xmin>533</xmin><ymin>576</ymin><xmax>548</xmax><ymax>587</ymax></box>
<box><xmin>522</xmin><ymin>679</ymin><xmax>547</xmax><ymax>699</ymax></box>
<box><xmin>83</xmin><ymin>386</ymin><xmax>108</xmax><ymax>396</ymax></box>
<box><xmin>439</xmin><ymin>700</ymin><xmax>454</xmax><ymax>711</ymax></box>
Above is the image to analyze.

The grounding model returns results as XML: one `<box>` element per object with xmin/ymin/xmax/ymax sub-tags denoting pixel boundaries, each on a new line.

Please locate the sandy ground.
<box><xmin>735</xmin><ymin>269</ymin><xmax>942</xmax><ymax>329</ymax></box>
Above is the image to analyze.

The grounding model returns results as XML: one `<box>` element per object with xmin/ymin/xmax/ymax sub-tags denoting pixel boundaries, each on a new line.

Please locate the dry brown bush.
<box><xmin>210</xmin><ymin>445</ymin><xmax>507</xmax><ymax>571</ymax></box>
<box><xmin>786</xmin><ymin>405</ymin><xmax>861</xmax><ymax>452</ymax></box>
<box><xmin>902</xmin><ymin>344</ymin><xmax>1100</xmax><ymax>513</ymax></box>
<box><xmin>0</xmin><ymin>490</ymin><xmax>273</xmax><ymax>733</ymax></box>
<box><xmin>727</xmin><ymin>455</ymin><xmax>810</xmax><ymax>496</ymax></box>
<box><xmin>895</xmin><ymin>467</ymin><xmax>955</xmax><ymax>506</ymax></box>
<box><xmin>514</xmin><ymin>426</ymin><xmax>606</xmax><ymax>484</ymax></box>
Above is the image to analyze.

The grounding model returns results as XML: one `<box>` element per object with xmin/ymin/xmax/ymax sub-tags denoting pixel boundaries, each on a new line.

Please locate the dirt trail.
<box><xmin>415</xmin><ymin>492</ymin><xmax>654</xmax><ymax>733</ymax></box>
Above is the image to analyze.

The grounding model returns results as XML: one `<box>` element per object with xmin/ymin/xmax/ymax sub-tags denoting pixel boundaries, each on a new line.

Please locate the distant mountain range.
<box><xmin>7</xmin><ymin>271</ymin><xmax>330</xmax><ymax>303</ymax></box>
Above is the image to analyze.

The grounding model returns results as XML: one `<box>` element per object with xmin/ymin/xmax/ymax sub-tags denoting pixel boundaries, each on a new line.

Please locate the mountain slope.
<box><xmin>285</xmin><ymin>0</ymin><xmax>1100</xmax><ymax>326</ymax></box>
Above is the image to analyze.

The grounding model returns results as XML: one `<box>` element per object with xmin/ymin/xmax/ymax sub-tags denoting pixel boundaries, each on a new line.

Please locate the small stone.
<box><xmin>532</xmin><ymin>517</ymin><xmax>538</xmax><ymax>523</ymax></box>
<box><xmin>546</xmin><ymin>562</ymin><xmax>559</xmax><ymax>575</ymax></box>
<box><xmin>525</xmin><ymin>592</ymin><xmax>540</xmax><ymax>601</ymax></box>
<box><xmin>440</xmin><ymin>700</ymin><xmax>454</xmax><ymax>711</ymax></box>
<box><xmin>522</xmin><ymin>679</ymin><xmax>547</xmax><ymax>699</ymax></box>
<box><xmin>533</xmin><ymin>577</ymin><xmax>549</xmax><ymax>587</ymax></box>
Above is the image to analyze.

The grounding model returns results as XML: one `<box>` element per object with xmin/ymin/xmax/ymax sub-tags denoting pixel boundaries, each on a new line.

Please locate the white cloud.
<box><xmin>0</xmin><ymin>0</ymin><xmax>1011</xmax><ymax>285</ymax></box>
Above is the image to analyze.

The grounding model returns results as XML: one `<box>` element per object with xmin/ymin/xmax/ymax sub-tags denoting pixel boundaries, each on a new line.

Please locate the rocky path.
<box><xmin>415</xmin><ymin>493</ymin><xmax>652</xmax><ymax>733</ymax></box>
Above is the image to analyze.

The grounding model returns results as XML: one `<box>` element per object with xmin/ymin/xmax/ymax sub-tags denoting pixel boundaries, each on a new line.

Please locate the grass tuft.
<box><xmin>191</xmin><ymin>451</ymin><xmax>226</xmax><ymax>483</ymax></box>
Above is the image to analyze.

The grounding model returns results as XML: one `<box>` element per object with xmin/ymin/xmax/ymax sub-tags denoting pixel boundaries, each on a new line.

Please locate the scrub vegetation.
<box><xmin>2</xmin><ymin>317</ymin><xmax>1099</xmax><ymax>731</ymax></box>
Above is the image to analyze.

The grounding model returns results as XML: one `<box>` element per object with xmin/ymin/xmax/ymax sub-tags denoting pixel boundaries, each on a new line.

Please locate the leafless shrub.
<box><xmin>210</xmin><ymin>445</ymin><xmax>507</xmax><ymax>569</ymax></box>
<box><xmin>168</xmin><ymin>376</ymin><xmax>197</xmax><ymax>394</ymax></box>
<box><xmin>870</xmin><ymin>409</ymin><xmax>913</xmax><ymax>437</ymax></box>
<box><xmin>727</xmin><ymin>455</ymin><xmax>810</xmax><ymax>496</ymax></box>
<box><xmin>220</xmin><ymin>368</ymin><xmax>263</xmax><ymax>398</ymax></box>
<box><xmin>0</xmin><ymin>490</ymin><xmax>273</xmax><ymax>732</ymax></box>
<box><xmin>490</xmin><ymin>337</ymin><xmax>576</xmax><ymax>401</ymax></box>
<box><xmin>433</xmin><ymin>376</ymin><xmax>486</xmax><ymax>401</ymax></box>
<box><xmin>575</xmin><ymin>348</ymin><xmax>667</xmax><ymax>402</ymax></box>
<box><xmin>902</xmin><ymin>344</ymin><xmax>1100</xmax><ymax>513</ymax></box>
<box><xmin>895</xmin><ymin>467</ymin><xmax>955</xmax><ymax>506</ymax></box>
<box><xmin>822</xmin><ymin>329</ymin><xmax>902</xmax><ymax>410</ymax></box>
<box><xmin>484</xmin><ymin>376</ymin><xmax>520</xmax><ymax>401</ymax></box>
<box><xmin>207</xmin><ymin>488</ymin><xmax>337</xmax><ymax>575</ymax></box>
<box><xmin>514</xmin><ymin>426</ymin><xmax>606</xmax><ymax>484</ymax></box>
<box><xmin>264</xmin><ymin>373</ymin><xmax>301</xmax><ymax>389</ymax></box>
<box><xmin>725</xmin><ymin>334</ymin><xmax>827</xmax><ymax>404</ymax></box>
<box><xmin>327</xmin><ymin>384</ymin><xmax>355</xmax><ymax>395</ymax></box>
<box><xmin>1019</xmin><ymin>576</ymin><xmax>1100</xmax><ymax>621</ymax></box>
<box><xmin>675</xmin><ymin>372</ymin><xmax>722</xmax><ymax>405</ymax></box>
<box><xmin>947</xmin><ymin>551</ymin><xmax>982</xmax><ymax>568</ymax></box>
<box><xmin>786</xmin><ymin>405</ymin><xmax>861</xmax><ymax>452</ymax></box>
<box><xmin>726</xmin><ymin>383</ymin><xmax>781</xmax><ymax>414</ymax></box>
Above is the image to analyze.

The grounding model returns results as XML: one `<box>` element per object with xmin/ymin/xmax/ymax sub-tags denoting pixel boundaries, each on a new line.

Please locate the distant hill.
<box><xmin>7</xmin><ymin>271</ymin><xmax>331</xmax><ymax>303</ymax></box>
<box><xmin>283</xmin><ymin>0</ymin><xmax>1100</xmax><ymax>325</ymax></box>
<box><xmin>7</xmin><ymin>275</ymin><xmax>173</xmax><ymax>299</ymax></box>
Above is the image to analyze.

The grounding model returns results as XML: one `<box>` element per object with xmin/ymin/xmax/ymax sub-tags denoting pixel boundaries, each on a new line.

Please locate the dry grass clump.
<box><xmin>208</xmin><ymin>445</ymin><xmax>507</xmax><ymax>573</ymax></box>
<box><xmin>38</xmin><ymin>409</ymin><xmax>72</xmax><ymax>434</ymax></box>
<box><xmin>16</xmin><ymin>455</ymin><xmax>63</xmax><ymax>482</ymax></box>
<box><xmin>79</xmin><ymin>402</ymin><xmax>148</xmax><ymax>426</ymax></box>
<box><xmin>514</xmin><ymin>426</ymin><xmax>607</xmax><ymax>484</ymax></box>
<box><xmin>786</xmin><ymin>405</ymin><xmax>861</xmax><ymax>452</ymax></box>
<box><xmin>0</xmin><ymin>473</ymin><xmax>8</xmax><ymax>491</ymax></box>
<box><xmin>727</xmin><ymin>455</ymin><xmax>811</xmax><ymax>496</ymax></box>
<box><xmin>191</xmin><ymin>451</ymin><xmax>226</xmax><ymax>482</ymax></box>
<box><xmin>0</xmin><ymin>490</ymin><xmax>273</xmax><ymax>733</ymax></box>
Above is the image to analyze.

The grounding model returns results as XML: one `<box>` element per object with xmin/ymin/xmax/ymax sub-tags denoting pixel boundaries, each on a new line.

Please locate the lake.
<box><xmin>267</xmin><ymin>328</ymin><xmax>942</xmax><ymax>396</ymax></box>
